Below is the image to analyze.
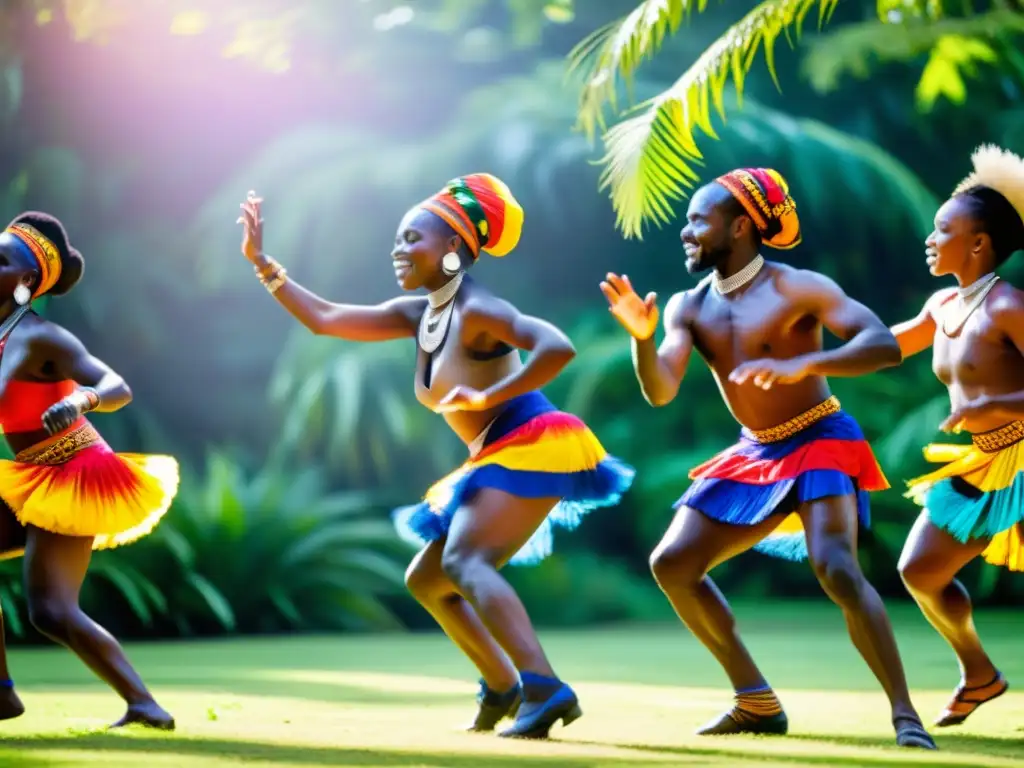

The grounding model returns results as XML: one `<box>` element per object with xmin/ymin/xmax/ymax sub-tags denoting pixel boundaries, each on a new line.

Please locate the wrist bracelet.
<box><xmin>265</xmin><ymin>270</ymin><xmax>288</xmax><ymax>294</ymax></box>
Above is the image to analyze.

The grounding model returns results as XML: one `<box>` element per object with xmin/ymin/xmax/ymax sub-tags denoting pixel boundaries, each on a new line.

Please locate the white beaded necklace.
<box><xmin>713</xmin><ymin>255</ymin><xmax>764</xmax><ymax>295</ymax></box>
<box><xmin>942</xmin><ymin>272</ymin><xmax>1000</xmax><ymax>337</ymax></box>
<box><xmin>418</xmin><ymin>272</ymin><xmax>464</xmax><ymax>353</ymax></box>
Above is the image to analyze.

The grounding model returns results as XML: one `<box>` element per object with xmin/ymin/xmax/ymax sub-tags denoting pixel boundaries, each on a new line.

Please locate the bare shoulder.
<box><xmin>771</xmin><ymin>263</ymin><xmax>844</xmax><ymax>300</ymax></box>
<box><xmin>22</xmin><ymin>316</ymin><xmax>85</xmax><ymax>357</ymax></box>
<box><xmin>384</xmin><ymin>294</ymin><xmax>429</xmax><ymax>326</ymax></box>
<box><xmin>922</xmin><ymin>286</ymin><xmax>958</xmax><ymax>319</ymax></box>
<box><xmin>664</xmin><ymin>287</ymin><xmax>702</xmax><ymax>331</ymax></box>
<box><xmin>987</xmin><ymin>279</ymin><xmax>1024</xmax><ymax>325</ymax></box>
<box><xmin>459</xmin><ymin>280</ymin><xmax>518</xmax><ymax>324</ymax></box>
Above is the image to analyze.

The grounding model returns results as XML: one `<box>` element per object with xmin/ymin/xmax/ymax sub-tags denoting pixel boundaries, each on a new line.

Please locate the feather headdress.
<box><xmin>953</xmin><ymin>144</ymin><xmax>1024</xmax><ymax>226</ymax></box>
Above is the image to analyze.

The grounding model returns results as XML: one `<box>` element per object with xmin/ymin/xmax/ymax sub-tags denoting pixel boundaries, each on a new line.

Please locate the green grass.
<box><xmin>0</xmin><ymin>600</ymin><xmax>1022</xmax><ymax>767</ymax></box>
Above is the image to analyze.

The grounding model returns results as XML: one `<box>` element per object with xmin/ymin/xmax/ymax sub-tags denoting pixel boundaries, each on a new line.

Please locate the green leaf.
<box><xmin>916</xmin><ymin>34</ymin><xmax>998</xmax><ymax>110</ymax></box>
<box><xmin>577</xmin><ymin>0</ymin><xmax>839</xmax><ymax>238</ymax></box>
<box><xmin>186</xmin><ymin>573</ymin><xmax>236</xmax><ymax>631</ymax></box>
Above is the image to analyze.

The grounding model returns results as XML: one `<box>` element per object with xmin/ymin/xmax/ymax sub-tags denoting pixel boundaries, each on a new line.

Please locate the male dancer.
<box><xmin>601</xmin><ymin>168</ymin><xmax>935</xmax><ymax>749</ymax></box>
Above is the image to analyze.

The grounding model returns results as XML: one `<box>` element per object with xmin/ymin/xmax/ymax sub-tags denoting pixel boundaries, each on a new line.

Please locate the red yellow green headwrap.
<box><xmin>715</xmin><ymin>168</ymin><xmax>802</xmax><ymax>250</ymax></box>
<box><xmin>419</xmin><ymin>173</ymin><xmax>524</xmax><ymax>259</ymax></box>
<box><xmin>5</xmin><ymin>223</ymin><xmax>62</xmax><ymax>297</ymax></box>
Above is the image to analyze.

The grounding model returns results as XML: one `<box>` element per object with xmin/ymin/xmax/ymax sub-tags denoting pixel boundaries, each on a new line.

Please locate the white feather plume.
<box><xmin>953</xmin><ymin>144</ymin><xmax>1024</xmax><ymax>225</ymax></box>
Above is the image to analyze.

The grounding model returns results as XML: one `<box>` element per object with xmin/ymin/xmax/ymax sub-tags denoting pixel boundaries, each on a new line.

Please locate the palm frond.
<box><xmin>592</xmin><ymin>0</ymin><xmax>838</xmax><ymax>238</ymax></box>
<box><xmin>568</xmin><ymin>0</ymin><xmax>708</xmax><ymax>139</ymax></box>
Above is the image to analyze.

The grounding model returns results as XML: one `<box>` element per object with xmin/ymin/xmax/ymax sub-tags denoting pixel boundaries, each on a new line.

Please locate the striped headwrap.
<box><xmin>419</xmin><ymin>173</ymin><xmax>524</xmax><ymax>259</ymax></box>
<box><xmin>2</xmin><ymin>223</ymin><xmax>62</xmax><ymax>297</ymax></box>
<box><xmin>716</xmin><ymin>168</ymin><xmax>802</xmax><ymax>250</ymax></box>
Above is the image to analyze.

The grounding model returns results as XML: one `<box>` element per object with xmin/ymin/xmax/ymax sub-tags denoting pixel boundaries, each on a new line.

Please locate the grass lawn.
<box><xmin>0</xmin><ymin>600</ymin><xmax>1021</xmax><ymax>767</ymax></box>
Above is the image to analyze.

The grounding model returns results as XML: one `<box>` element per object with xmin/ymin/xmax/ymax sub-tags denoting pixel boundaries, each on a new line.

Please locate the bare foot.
<box><xmin>0</xmin><ymin>687</ymin><xmax>25</xmax><ymax>721</ymax></box>
<box><xmin>109</xmin><ymin>700</ymin><xmax>175</xmax><ymax>730</ymax></box>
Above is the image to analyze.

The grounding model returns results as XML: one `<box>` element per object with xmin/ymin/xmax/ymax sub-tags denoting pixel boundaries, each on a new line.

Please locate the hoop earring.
<box><xmin>13</xmin><ymin>284</ymin><xmax>31</xmax><ymax>306</ymax></box>
<box><xmin>441</xmin><ymin>252</ymin><xmax>461</xmax><ymax>276</ymax></box>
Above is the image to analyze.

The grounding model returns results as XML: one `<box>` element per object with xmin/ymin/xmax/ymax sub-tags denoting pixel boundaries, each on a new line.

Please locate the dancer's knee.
<box><xmin>404</xmin><ymin>548</ymin><xmax>454</xmax><ymax>603</ymax></box>
<box><xmin>27</xmin><ymin>596</ymin><xmax>74</xmax><ymax>643</ymax></box>
<box><xmin>440</xmin><ymin>547</ymin><xmax>491</xmax><ymax>593</ymax></box>
<box><xmin>898</xmin><ymin>549</ymin><xmax>942</xmax><ymax>597</ymax></box>
<box><xmin>811</xmin><ymin>546</ymin><xmax>866</xmax><ymax>607</ymax></box>
<box><xmin>649</xmin><ymin>542</ymin><xmax>704</xmax><ymax>591</ymax></box>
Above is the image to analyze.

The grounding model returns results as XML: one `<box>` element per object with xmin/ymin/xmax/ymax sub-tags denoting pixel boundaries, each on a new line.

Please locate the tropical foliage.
<box><xmin>0</xmin><ymin>0</ymin><xmax>1021</xmax><ymax>646</ymax></box>
<box><xmin>0</xmin><ymin>451</ymin><xmax>409</xmax><ymax>640</ymax></box>
<box><xmin>568</xmin><ymin>0</ymin><xmax>1024</xmax><ymax>236</ymax></box>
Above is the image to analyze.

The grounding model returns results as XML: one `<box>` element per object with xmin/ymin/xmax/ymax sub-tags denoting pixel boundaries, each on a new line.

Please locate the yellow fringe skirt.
<box><xmin>906</xmin><ymin>420</ymin><xmax>1024</xmax><ymax>571</ymax></box>
<box><xmin>0</xmin><ymin>420</ymin><xmax>179</xmax><ymax>550</ymax></box>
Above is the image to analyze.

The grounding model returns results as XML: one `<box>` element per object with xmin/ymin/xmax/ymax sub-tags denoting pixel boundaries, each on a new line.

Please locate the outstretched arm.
<box><xmin>240</xmin><ymin>192</ymin><xmax>423</xmax><ymax>341</ymax></box>
<box><xmin>890</xmin><ymin>289</ymin><xmax>952</xmax><ymax>360</ymax></box>
<box><xmin>600</xmin><ymin>274</ymin><xmax>693</xmax><ymax>407</ymax></box>
<box><xmin>437</xmin><ymin>298</ymin><xmax>576</xmax><ymax>412</ymax></box>
<box><xmin>631</xmin><ymin>292</ymin><xmax>693</xmax><ymax>407</ymax></box>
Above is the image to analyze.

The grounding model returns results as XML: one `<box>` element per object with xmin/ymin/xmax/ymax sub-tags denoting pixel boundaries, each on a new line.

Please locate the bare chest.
<box><xmin>412</xmin><ymin>311</ymin><xmax>520</xmax><ymax>410</ymax></box>
<box><xmin>932</xmin><ymin>307</ymin><xmax>1021</xmax><ymax>387</ymax></box>
<box><xmin>690</xmin><ymin>286</ymin><xmax>815</xmax><ymax>372</ymax></box>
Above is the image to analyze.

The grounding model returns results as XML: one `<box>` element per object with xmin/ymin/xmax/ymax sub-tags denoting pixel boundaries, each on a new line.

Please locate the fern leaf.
<box><xmin>592</xmin><ymin>0</ymin><xmax>838</xmax><ymax>238</ymax></box>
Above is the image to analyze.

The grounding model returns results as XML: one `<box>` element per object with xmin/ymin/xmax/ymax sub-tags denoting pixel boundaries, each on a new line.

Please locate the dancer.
<box><xmin>238</xmin><ymin>175</ymin><xmax>633</xmax><ymax>739</ymax></box>
<box><xmin>600</xmin><ymin>168</ymin><xmax>935</xmax><ymax>748</ymax></box>
<box><xmin>893</xmin><ymin>145</ymin><xmax>1024</xmax><ymax>727</ymax></box>
<box><xmin>0</xmin><ymin>212</ymin><xmax>179</xmax><ymax>728</ymax></box>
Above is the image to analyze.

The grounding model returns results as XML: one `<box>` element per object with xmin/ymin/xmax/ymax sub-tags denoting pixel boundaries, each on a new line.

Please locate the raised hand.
<box><xmin>600</xmin><ymin>273</ymin><xmax>659</xmax><ymax>341</ymax></box>
<box><xmin>237</xmin><ymin>190</ymin><xmax>264</xmax><ymax>264</ymax></box>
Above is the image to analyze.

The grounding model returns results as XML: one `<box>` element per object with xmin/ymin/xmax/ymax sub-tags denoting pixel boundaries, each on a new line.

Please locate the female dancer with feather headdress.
<box><xmin>892</xmin><ymin>145</ymin><xmax>1024</xmax><ymax>728</ymax></box>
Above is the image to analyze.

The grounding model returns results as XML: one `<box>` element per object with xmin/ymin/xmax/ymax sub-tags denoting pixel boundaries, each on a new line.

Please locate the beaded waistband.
<box><xmin>746</xmin><ymin>396</ymin><xmax>841</xmax><ymax>444</ymax></box>
<box><xmin>971</xmin><ymin>420</ymin><xmax>1024</xmax><ymax>454</ymax></box>
<box><xmin>16</xmin><ymin>422</ymin><xmax>102</xmax><ymax>465</ymax></box>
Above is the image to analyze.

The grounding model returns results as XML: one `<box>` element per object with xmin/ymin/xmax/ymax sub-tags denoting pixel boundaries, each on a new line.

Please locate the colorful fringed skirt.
<box><xmin>392</xmin><ymin>391</ymin><xmax>635</xmax><ymax>565</ymax></box>
<box><xmin>906</xmin><ymin>420</ymin><xmax>1024</xmax><ymax>571</ymax></box>
<box><xmin>676</xmin><ymin>396</ymin><xmax>889</xmax><ymax>561</ymax></box>
<box><xmin>0</xmin><ymin>420</ymin><xmax>179</xmax><ymax>550</ymax></box>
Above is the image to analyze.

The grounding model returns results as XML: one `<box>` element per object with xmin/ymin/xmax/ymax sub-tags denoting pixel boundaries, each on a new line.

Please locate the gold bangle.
<box><xmin>266</xmin><ymin>270</ymin><xmax>288</xmax><ymax>294</ymax></box>
<box><xmin>258</xmin><ymin>265</ymin><xmax>285</xmax><ymax>287</ymax></box>
<box><xmin>261</xmin><ymin>265</ymin><xmax>287</xmax><ymax>284</ymax></box>
<box><xmin>254</xmin><ymin>257</ymin><xmax>281</xmax><ymax>280</ymax></box>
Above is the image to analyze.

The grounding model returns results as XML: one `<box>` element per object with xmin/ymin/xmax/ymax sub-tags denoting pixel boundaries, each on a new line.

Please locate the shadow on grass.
<box><xmin>574</xmin><ymin>732</ymin><xmax>1024</xmax><ymax>768</ymax></box>
<box><xmin>5</xmin><ymin>732</ymin><xmax>1021</xmax><ymax>768</ymax></box>
<box><xmin>0</xmin><ymin>734</ymin><xmax>653</xmax><ymax>767</ymax></box>
<box><xmin>22</xmin><ymin>676</ymin><xmax>469</xmax><ymax>708</ymax></box>
<box><xmin>784</xmin><ymin>731</ymin><xmax>1024</xmax><ymax>758</ymax></box>
<box><xmin>0</xmin><ymin>754</ymin><xmax>60</xmax><ymax>768</ymax></box>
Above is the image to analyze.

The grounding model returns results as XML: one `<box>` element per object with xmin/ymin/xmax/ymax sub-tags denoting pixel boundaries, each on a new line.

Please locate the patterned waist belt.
<box><xmin>15</xmin><ymin>422</ymin><xmax>102</xmax><ymax>465</ymax></box>
<box><xmin>746</xmin><ymin>396</ymin><xmax>841</xmax><ymax>444</ymax></box>
<box><xmin>971</xmin><ymin>420</ymin><xmax>1024</xmax><ymax>454</ymax></box>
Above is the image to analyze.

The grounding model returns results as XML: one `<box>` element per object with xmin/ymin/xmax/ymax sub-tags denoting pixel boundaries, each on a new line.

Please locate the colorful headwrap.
<box><xmin>953</xmin><ymin>144</ymin><xmax>1024</xmax><ymax>225</ymax></box>
<box><xmin>419</xmin><ymin>173</ymin><xmax>524</xmax><ymax>259</ymax></box>
<box><xmin>715</xmin><ymin>168</ymin><xmax>802</xmax><ymax>250</ymax></box>
<box><xmin>3</xmin><ymin>223</ymin><xmax>62</xmax><ymax>298</ymax></box>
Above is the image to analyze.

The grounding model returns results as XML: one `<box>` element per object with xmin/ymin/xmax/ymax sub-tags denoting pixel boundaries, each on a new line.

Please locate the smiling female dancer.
<box><xmin>238</xmin><ymin>176</ymin><xmax>633</xmax><ymax>739</ymax></box>
<box><xmin>0</xmin><ymin>211</ymin><xmax>178</xmax><ymax>728</ymax></box>
<box><xmin>892</xmin><ymin>145</ymin><xmax>1024</xmax><ymax>728</ymax></box>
